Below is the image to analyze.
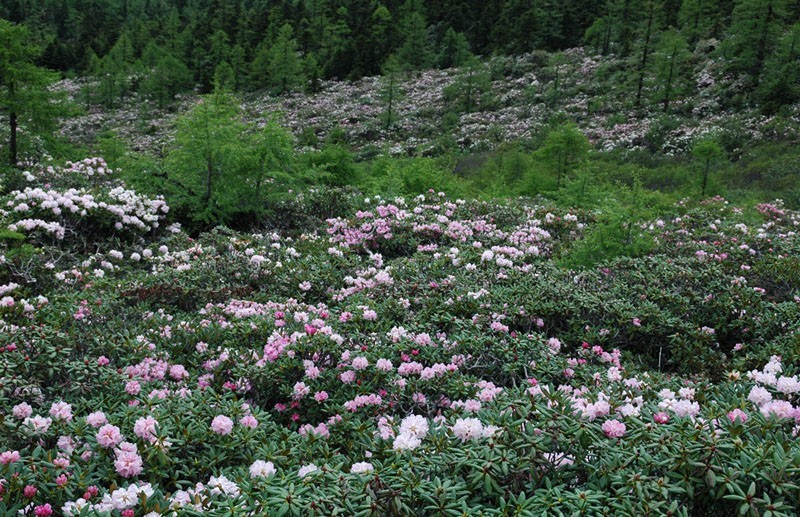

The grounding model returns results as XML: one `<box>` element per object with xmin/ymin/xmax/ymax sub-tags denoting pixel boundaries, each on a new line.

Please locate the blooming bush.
<box><xmin>1</xmin><ymin>182</ymin><xmax>799</xmax><ymax>515</ymax></box>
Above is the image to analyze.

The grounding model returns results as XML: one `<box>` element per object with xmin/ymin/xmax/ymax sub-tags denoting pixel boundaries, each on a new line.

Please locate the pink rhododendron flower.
<box><xmin>13</xmin><ymin>402</ymin><xmax>33</xmax><ymax>419</ymax></box>
<box><xmin>399</xmin><ymin>415</ymin><xmax>429</xmax><ymax>439</ymax></box>
<box><xmin>133</xmin><ymin>416</ymin><xmax>159</xmax><ymax>443</ymax></box>
<box><xmin>50</xmin><ymin>401</ymin><xmax>72</xmax><ymax>422</ymax></box>
<box><xmin>86</xmin><ymin>411</ymin><xmax>108</xmax><ymax>427</ymax></box>
<box><xmin>125</xmin><ymin>381</ymin><xmax>141</xmax><ymax>396</ymax></box>
<box><xmin>392</xmin><ymin>433</ymin><xmax>422</xmax><ymax>451</ymax></box>
<box><xmin>240</xmin><ymin>415</ymin><xmax>259</xmax><ymax>429</ymax></box>
<box><xmin>0</xmin><ymin>450</ymin><xmax>21</xmax><ymax>464</ymax></box>
<box><xmin>250</xmin><ymin>460</ymin><xmax>276</xmax><ymax>478</ymax></box>
<box><xmin>671</xmin><ymin>400</ymin><xmax>700</xmax><ymax>418</ymax></box>
<box><xmin>777</xmin><ymin>376</ymin><xmax>800</xmax><ymax>395</ymax></box>
<box><xmin>24</xmin><ymin>415</ymin><xmax>52</xmax><ymax>434</ymax></box>
<box><xmin>293</xmin><ymin>381</ymin><xmax>310</xmax><ymax>399</ymax></box>
<box><xmin>451</xmin><ymin>418</ymin><xmax>485</xmax><ymax>441</ymax></box>
<box><xmin>602</xmin><ymin>419</ymin><xmax>626</xmax><ymax>438</ymax></box>
<box><xmin>53</xmin><ymin>457</ymin><xmax>70</xmax><ymax>469</ymax></box>
<box><xmin>298</xmin><ymin>464</ymin><xmax>318</xmax><ymax>477</ymax></box>
<box><xmin>351</xmin><ymin>356</ymin><xmax>369</xmax><ymax>370</ymax></box>
<box><xmin>747</xmin><ymin>386</ymin><xmax>773</xmax><ymax>407</ymax></box>
<box><xmin>97</xmin><ymin>424</ymin><xmax>123</xmax><ymax>448</ymax></box>
<box><xmin>350</xmin><ymin>462</ymin><xmax>374</xmax><ymax>474</ymax></box>
<box><xmin>114</xmin><ymin>449</ymin><xmax>143</xmax><ymax>478</ymax></box>
<box><xmin>760</xmin><ymin>400</ymin><xmax>795</xmax><ymax>419</ymax></box>
<box><xmin>727</xmin><ymin>409</ymin><xmax>748</xmax><ymax>423</ymax></box>
<box><xmin>34</xmin><ymin>504</ymin><xmax>53</xmax><ymax>517</ymax></box>
<box><xmin>211</xmin><ymin>415</ymin><xmax>234</xmax><ymax>435</ymax></box>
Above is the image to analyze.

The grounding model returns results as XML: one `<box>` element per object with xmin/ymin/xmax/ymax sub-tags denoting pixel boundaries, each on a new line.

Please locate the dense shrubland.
<box><xmin>1</xmin><ymin>160</ymin><xmax>800</xmax><ymax>515</ymax></box>
<box><xmin>1</xmin><ymin>1</ymin><xmax>800</xmax><ymax>515</ymax></box>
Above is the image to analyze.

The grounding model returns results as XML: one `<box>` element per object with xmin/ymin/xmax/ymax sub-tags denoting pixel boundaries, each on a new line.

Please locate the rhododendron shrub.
<box><xmin>1</xmin><ymin>186</ymin><xmax>799</xmax><ymax>515</ymax></box>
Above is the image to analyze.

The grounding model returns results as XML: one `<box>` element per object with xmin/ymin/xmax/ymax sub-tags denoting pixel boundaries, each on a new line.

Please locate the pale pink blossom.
<box><xmin>133</xmin><ymin>416</ymin><xmax>159</xmax><ymax>443</ymax></box>
<box><xmin>210</xmin><ymin>415</ymin><xmax>234</xmax><ymax>435</ymax></box>
<box><xmin>351</xmin><ymin>356</ymin><xmax>369</xmax><ymax>370</ymax></box>
<box><xmin>0</xmin><ymin>450</ymin><xmax>21</xmax><ymax>464</ymax></box>
<box><xmin>12</xmin><ymin>402</ymin><xmax>33</xmax><ymax>419</ymax></box>
<box><xmin>240</xmin><ymin>415</ymin><xmax>259</xmax><ymax>429</ymax></box>
<box><xmin>350</xmin><ymin>462</ymin><xmax>374</xmax><ymax>474</ymax></box>
<box><xmin>97</xmin><ymin>424</ymin><xmax>123</xmax><ymax>448</ymax></box>
<box><xmin>451</xmin><ymin>418</ymin><xmax>485</xmax><ymax>441</ymax></box>
<box><xmin>727</xmin><ymin>409</ymin><xmax>748</xmax><ymax>423</ymax></box>
<box><xmin>747</xmin><ymin>386</ymin><xmax>773</xmax><ymax>407</ymax></box>
<box><xmin>86</xmin><ymin>411</ymin><xmax>108</xmax><ymax>427</ymax></box>
<box><xmin>114</xmin><ymin>450</ymin><xmax>143</xmax><ymax>478</ymax></box>
<box><xmin>249</xmin><ymin>460</ymin><xmax>276</xmax><ymax>478</ymax></box>
<box><xmin>602</xmin><ymin>419</ymin><xmax>626</xmax><ymax>438</ymax></box>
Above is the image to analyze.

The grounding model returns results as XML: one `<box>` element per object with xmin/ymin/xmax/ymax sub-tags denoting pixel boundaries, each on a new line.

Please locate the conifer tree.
<box><xmin>724</xmin><ymin>0</ymin><xmax>789</xmax><ymax>83</ymax></box>
<box><xmin>267</xmin><ymin>24</ymin><xmax>302</xmax><ymax>94</ymax></box>
<box><xmin>438</xmin><ymin>28</ymin><xmax>471</xmax><ymax>69</ymax></box>
<box><xmin>650</xmin><ymin>29</ymin><xmax>692</xmax><ymax>113</ymax></box>
<box><xmin>443</xmin><ymin>55</ymin><xmax>491</xmax><ymax>114</ymax></box>
<box><xmin>536</xmin><ymin>123</ymin><xmax>591</xmax><ymax>190</ymax></box>
<box><xmin>0</xmin><ymin>20</ymin><xmax>64</xmax><ymax>168</ymax></box>
<box><xmin>634</xmin><ymin>1</ymin><xmax>660</xmax><ymax>107</ymax></box>
<box><xmin>757</xmin><ymin>23</ymin><xmax>800</xmax><ymax>112</ymax></box>
<box><xmin>692</xmin><ymin>137</ymin><xmax>723</xmax><ymax>197</ymax></box>
<box><xmin>380</xmin><ymin>55</ymin><xmax>405</xmax><ymax>130</ymax></box>
<box><xmin>397</xmin><ymin>2</ymin><xmax>433</xmax><ymax>71</ymax></box>
<box><xmin>165</xmin><ymin>92</ymin><xmax>245</xmax><ymax>226</ymax></box>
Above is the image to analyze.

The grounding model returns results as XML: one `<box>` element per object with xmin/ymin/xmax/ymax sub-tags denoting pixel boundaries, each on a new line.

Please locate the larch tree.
<box><xmin>692</xmin><ymin>137</ymin><xmax>724</xmax><ymax>197</ymax></box>
<box><xmin>396</xmin><ymin>2</ymin><xmax>433</xmax><ymax>71</ymax></box>
<box><xmin>266</xmin><ymin>23</ymin><xmax>302</xmax><ymax>94</ymax></box>
<box><xmin>165</xmin><ymin>91</ymin><xmax>245</xmax><ymax>226</ymax></box>
<box><xmin>438</xmin><ymin>28</ymin><xmax>471</xmax><ymax>69</ymax></box>
<box><xmin>678</xmin><ymin>0</ymin><xmax>720</xmax><ymax>45</ymax></box>
<box><xmin>243</xmin><ymin>116</ymin><xmax>297</xmax><ymax>213</ymax></box>
<box><xmin>443</xmin><ymin>54</ymin><xmax>491</xmax><ymax>114</ymax></box>
<box><xmin>536</xmin><ymin>123</ymin><xmax>591</xmax><ymax>190</ymax></box>
<box><xmin>380</xmin><ymin>55</ymin><xmax>405</xmax><ymax>130</ymax></box>
<box><xmin>634</xmin><ymin>0</ymin><xmax>660</xmax><ymax>108</ymax></box>
<box><xmin>650</xmin><ymin>29</ymin><xmax>692</xmax><ymax>113</ymax></box>
<box><xmin>723</xmin><ymin>0</ymin><xmax>789</xmax><ymax>83</ymax></box>
<box><xmin>0</xmin><ymin>19</ymin><xmax>64</xmax><ymax>169</ymax></box>
<box><xmin>756</xmin><ymin>23</ymin><xmax>800</xmax><ymax>112</ymax></box>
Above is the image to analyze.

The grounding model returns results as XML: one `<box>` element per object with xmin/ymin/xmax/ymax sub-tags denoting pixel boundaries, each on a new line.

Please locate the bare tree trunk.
<box><xmin>663</xmin><ymin>46</ymin><xmax>676</xmax><ymax>113</ymax></box>
<box><xmin>753</xmin><ymin>2</ymin><xmax>775</xmax><ymax>78</ymax></box>
<box><xmin>636</xmin><ymin>3</ymin><xmax>654</xmax><ymax>108</ymax></box>
<box><xmin>9</xmin><ymin>80</ymin><xmax>18</xmax><ymax>167</ymax></box>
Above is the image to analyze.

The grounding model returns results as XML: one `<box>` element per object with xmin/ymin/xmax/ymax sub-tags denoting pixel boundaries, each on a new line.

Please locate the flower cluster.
<box><xmin>1</xmin><ymin>190</ymin><xmax>799</xmax><ymax>516</ymax></box>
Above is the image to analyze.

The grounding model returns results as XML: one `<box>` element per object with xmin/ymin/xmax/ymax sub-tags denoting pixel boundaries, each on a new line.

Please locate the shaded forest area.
<box><xmin>2</xmin><ymin>0</ymin><xmax>799</xmax><ymax>108</ymax></box>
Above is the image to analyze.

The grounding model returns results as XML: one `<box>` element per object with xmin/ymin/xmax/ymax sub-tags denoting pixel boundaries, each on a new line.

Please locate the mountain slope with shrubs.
<box><xmin>58</xmin><ymin>45</ymin><xmax>800</xmax><ymax>160</ymax></box>
<box><xmin>1</xmin><ymin>160</ymin><xmax>799</xmax><ymax>515</ymax></box>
